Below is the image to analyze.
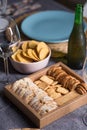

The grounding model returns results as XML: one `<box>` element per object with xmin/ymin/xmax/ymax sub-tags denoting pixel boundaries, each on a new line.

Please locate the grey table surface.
<box><xmin>0</xmin><ymin>0</ymin><xmax>87</xmax><ymax>130</ymax></box>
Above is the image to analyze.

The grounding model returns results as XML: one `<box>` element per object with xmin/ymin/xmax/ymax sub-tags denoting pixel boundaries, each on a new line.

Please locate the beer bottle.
<box><xmin>67</xmin><ymin>4</ymin><xmax>86</xmax><ymax>69</ymax></box>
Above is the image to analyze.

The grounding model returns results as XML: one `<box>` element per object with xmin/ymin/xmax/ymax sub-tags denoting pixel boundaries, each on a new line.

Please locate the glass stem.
<box><xmin>3</xmin><ymin>57</ymin><xmax>9</xmax><ymax>83</ymax></box>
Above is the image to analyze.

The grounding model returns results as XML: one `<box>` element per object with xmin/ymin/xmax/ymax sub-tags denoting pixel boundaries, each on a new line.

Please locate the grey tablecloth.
<box><xmin>0</xmin><ymin>0</ymin><xmax>87</xmax><ymax>130</ymax></box>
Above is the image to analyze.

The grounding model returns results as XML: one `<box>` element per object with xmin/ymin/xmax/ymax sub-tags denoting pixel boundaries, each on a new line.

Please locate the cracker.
<box><xmin>21</xmin><ymin>41</ymin><xmax>29</xmax><ymax>51</ymax></box>
<box><xmin>47</xmin><ymin>66</ymin><xmax>57</xmax><ymax>75</ymax></box>
<box><xmin>29</xmin><ymin>96</ymin><xmax>40</xmax><ymax>107</ymax></box>
<box><xmin>22</xmin><ymin>90</ymin><xmax>34</xmax><ymax>104</ymax></box>
<box><xmin>63</xmin><ymin>75</ymin><xmax>71</xmax><ymax>88</ymax></box>
<box><xmin>76</xmin><ymin>87</ymin><xmax>86</xmax><ymax>95</ymax></box>
<box><xmin>56</xmin><ymin>86</ymin><xmax>69</xmax><ymax>95</ymax></box>
<box><xmin>34</xmin><ymin>80</ymin><xmax>42</xmax><ymax>85</ymax></box>
<box><xmin>75</xmin><ymin>83</ymin><xmax>87</xmax><ymax>94</ymax></box>
<box><xmin>50</xmin><ymin>92</ymin><xmax>61</xmax><ymax>99</ymax></box>
<box><xmin>52</xmin><ymin>68</ymin><xmax>63</xmax><ymax>78</ymax></box>
<box><xmin>40</xmin><ymin>96</ymin><xmax>54</xmax><ymax>104</ymax></box>
<box><xmin>11</xmin><ymin>79</ymin><xmax>26</xmax><ymax>92</ymax></box>
<box><xmin>44</xmin><ymin>85</ymin><xmax>50</xmax><ymax>91</ymax></box>
<box><xmin>32</xmin><ymin>50</ymin><xmax>39</xmax><ymax>60</ymax></box>
<box><xmin>47</xmin><ymin>66</ymin><xmax>62</xmax><ymax>76</ymax></box>
<box><xmin>39</xmin><ymin>47</ymin><xmax>49</xmax><ymax>60</ymax></box>
<box><xmin>18</xmin><ymin>88</ymin><xmax>26</xmax><ymax>97</ymax></box>
<box><xmin>58</xmin><ymin>73</ymin><xmax>68</xmax><ymax>84</ymax></box>
<box><xmin>22</xmin><ymin>51</ymin><xmax>29</xmax><ymax>58</ymax></box>
<box><xmin>11</xmin><ymin>46</ymin><xmax>18</xmax><ymax>53</ymax></box>
<box><xmin>68</xmin><ymin>79</ymin><xmax>80</xmax><ymax>90</ymax></box>
<box><xmin>35</xmin><ymin>89</ymin><xmax>47</xmax><ymax>99</ymax></box>
<box><xmin>55</xmin><ymin>72</ymin><xmax>67</xmax><ymax>82</ymax></box>
<box><xmin>11</xmin><ymin>49</ymin><xmax>22</xmax><ymax>61</ymax></box>
<box><xmin>46</xmin><ymin>88</ymin><xmax>55</xmax><ymax>94</ymax></box>
<box><xmin>37</xmin><ymin>81</ymin><xmax>48</xmax><ymax>90</ymax></box>
<box><xmin>27</xmin><ymin>49</ymin><xmax>39</xmax><ymax>61</ymax></box>
<box><xmin>36</xmin><ymin>42</ymin><xmax>48</xmax><ymax>53</ymax></box>
<box><xmin>34</xmin><ymin>102</ymin><xmax>43</xmax><ymax>112</ymax></box>
<box><xmin>47</xmin><ymin>75</ymin><xmax>55</xmax><ymax>80</ymax></box>
<box><xmin>51</xmin><ymin>81</ymin><xmax>58</xmax><ymax>85</ymax></box>
<box><xmin>29</xmin><ymin>40</ymin><xmax>39</xmax><ymax>49</ymax></box>
<box><xmin>39</xmin><ymin>103</ymin><xmax>57</xmax><ymax>116</ymax></box>
<box><xmin>40</xmin><ymin>75</ymin><xmax>53</xmax><ymax>85</ymax></box>
<box><xmin>80</xmin><ymin>83</ymin><xmax>87</xmax><ymax>91</ymax></box>
<box><xmin>16</xmin><ymin>51</ymin><xmax>32</xmax><ymax>63</ymax></box>
<box><xmin>55</xmin><ymin>84</ymin><xmax>62</xmax><ymax>87</ymax></box>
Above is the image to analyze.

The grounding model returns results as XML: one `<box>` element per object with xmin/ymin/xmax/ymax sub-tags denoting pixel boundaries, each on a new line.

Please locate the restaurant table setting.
<box><xmin>0</xmin><ymin>0</ymin><xmax>87</xmax><ymax>130</ymax></box>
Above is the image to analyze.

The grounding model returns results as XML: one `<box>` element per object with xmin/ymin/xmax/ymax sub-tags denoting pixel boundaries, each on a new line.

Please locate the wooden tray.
<box><xmin>4</xmin><ymin>62</ymin><xmax>87</xmax><ymax>128</ymax></box>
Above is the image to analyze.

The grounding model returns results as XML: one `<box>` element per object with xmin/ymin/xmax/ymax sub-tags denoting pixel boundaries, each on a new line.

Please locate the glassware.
<box><xmin>0</xmin><ymin>0</ymin><xmax>7</xmax><ymax>15</ymax></box>
<box><xmin>0</xmin><ymin>15</ymin><xmax>21</xmax><ymax>84</ymax></box>
<box><xmin>82</xmin><ymin>57</ymin><xmax>87</xmax><ymax>125</ymax></box>
<box><xmin>83</xmin><ymin>1</ymin><xmax>87</xmax><ymax>18</ymax></box>
<box><xmin>83</xmin><ymin>58</ymin><xmax>87</xmax><ymax>83</ymax></box>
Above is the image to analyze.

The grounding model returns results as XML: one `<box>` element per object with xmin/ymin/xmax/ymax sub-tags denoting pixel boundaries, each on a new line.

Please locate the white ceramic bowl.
<box><xmin>10</xmin><ymin>47</ymin><xmax>51</xmax><ymax>74</ymax></box>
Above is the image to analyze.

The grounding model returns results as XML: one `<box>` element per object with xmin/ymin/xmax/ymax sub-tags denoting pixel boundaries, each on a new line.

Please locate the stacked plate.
<box><xmin>21</xmin><ymin>10</ymin><xmax>87</xmax><ymax>54</ymax></box>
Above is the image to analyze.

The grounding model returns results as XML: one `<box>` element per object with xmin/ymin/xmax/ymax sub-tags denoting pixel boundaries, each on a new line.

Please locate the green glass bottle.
<box><xmin>67</xmin><ymin>4</ymin><xmax>86</xmax><ymax>69</ymax></box>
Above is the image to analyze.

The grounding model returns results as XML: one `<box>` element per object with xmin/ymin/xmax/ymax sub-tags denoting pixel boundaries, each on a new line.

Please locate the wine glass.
<box><xmin>0</xmin><ymin>15</ymin><xmax>21</xmax><ymax>84</ymax></box>
<box><xmin>0</xmin><ymin>0</ymin><xmax>7</xmax><ymax>15</ymax></box>
<box><xmin>82</xmin><ymin>57</ymin><xmax>87</xmax><ymax>125</ymax></box>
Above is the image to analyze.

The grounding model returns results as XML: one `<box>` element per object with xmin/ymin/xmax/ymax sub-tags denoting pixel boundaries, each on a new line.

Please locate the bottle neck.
<box><xmin>74</xmin><ymin>4</ymin><xmax>83</xmax><ymax>24</ymax></box>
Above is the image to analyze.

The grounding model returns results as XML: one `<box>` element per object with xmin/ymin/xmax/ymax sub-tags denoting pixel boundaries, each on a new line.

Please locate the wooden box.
<box><xmin>4</xmin><ymin>62</ymin><xmax>87</xmax><ymax>128</ymax></box>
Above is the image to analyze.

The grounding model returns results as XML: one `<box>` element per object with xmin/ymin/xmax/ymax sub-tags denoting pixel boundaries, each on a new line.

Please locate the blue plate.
<box><xmin>21</xmin><ymin>11</ymin><xmax>87</xmax><ymax>43</ymax></box>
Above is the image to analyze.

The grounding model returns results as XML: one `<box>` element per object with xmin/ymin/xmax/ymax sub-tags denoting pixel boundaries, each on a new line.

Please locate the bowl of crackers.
<box><xmin>10</xmin><ymin>40</ymin><xmax>51</xmax><ymax>74</ymax></box>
